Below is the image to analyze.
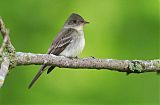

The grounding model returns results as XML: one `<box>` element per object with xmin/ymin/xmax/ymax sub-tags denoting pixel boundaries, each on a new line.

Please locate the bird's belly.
<box><xmin>59</xmin><ymin>35</ymin><xmax>85</xmax><ymax>57</ymax></box>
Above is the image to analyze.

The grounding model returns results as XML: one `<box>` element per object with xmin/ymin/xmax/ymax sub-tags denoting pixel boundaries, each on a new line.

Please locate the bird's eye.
<box><xmin>72</xmin><ymin>20</ymin><xmax>77</xmax><ymax>23</ymax></box>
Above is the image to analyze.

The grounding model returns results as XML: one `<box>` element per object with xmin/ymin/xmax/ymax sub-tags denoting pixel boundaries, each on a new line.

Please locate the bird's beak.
<box><xmin>84</xmin><ymin>20</ymin><xmax>89</xmax><ymax>24</ymax></box>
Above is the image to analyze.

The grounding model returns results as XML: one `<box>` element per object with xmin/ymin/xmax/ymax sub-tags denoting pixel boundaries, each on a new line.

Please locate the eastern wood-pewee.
<box><xmin>28</xmin><ymin>13</ymin><xmax>89</xmax><ymax>88</ymax></box>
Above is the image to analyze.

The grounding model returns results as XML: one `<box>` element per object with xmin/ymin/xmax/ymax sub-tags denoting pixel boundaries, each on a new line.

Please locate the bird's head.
<box><xmin>64</xmin><ymin>13</ymin><xmax>89</xmax><ymax>30</ymax></box>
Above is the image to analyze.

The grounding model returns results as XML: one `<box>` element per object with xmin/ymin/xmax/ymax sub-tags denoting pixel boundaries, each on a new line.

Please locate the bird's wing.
<box><xmin>46</xmin><ymin>28</ymin><xmax>76</xmax><ymax>74</ymax></box>
<box><xmin>48</xmin><ymin>28</ymin><xmax>76</xmax><ymax>55</ymax></box>
<box><xmin>28</xmin><ymin>28</ymin><xmax>76</xmax><ymax>89</ymax></box>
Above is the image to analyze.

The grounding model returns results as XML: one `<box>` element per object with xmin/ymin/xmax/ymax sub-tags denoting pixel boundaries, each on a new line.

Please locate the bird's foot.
<box><xmin>68</xmin><ymin>56</ymin><xmax>78</xmax><ymax>59</ymax></box>
<box><xmin>89</xmin><ymin>56</ymin><xmax>96</xmax><ymax>59</ymax></box>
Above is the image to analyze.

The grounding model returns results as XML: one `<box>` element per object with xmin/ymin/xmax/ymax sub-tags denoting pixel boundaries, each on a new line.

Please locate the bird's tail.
<box><xmin>47</xmin><ymin>66</ymin><xmax>55</xmax><ymax>74</ymax></box>
<box><xmin>28</xmin><ymin>65</ymin><xmax>47</xmax><ymax>89</ymax></box>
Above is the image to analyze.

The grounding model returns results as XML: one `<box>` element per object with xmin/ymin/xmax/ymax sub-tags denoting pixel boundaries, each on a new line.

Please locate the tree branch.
<box><xmin>16</xmin><ymin>52</ymin><xmax>160</xmax><ymax>73</ymax></box>
<box><xmin>0</xmin><ymin>17</ymin><xmax>16</xmax><ymax>88</ymax></box>
<box><xmin>0</xmin><ymin>16</ymin><xmax>160</xmax><ymax>88</ymax></box>
<box><xmin>0</xmin><ymin>55</ymin><xmax>10</xmax><ymax>88</ymax></box>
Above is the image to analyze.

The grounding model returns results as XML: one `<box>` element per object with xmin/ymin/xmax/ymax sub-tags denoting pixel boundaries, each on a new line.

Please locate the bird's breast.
<box><xmin>60</xmin><ymin>31</ymin><xmax>85</xmax><ymax>57</ymax></box>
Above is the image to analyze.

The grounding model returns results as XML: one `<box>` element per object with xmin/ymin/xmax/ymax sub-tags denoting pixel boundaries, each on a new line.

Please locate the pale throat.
<box><xmin>73</xmin><ymin>25</ymin><xmax>84</xmax><ymax>31</ymax></box>
<box><xmin>65</xmin><ymin>25</ymin><xmax>84</xmax><ymax>31</ymax></box>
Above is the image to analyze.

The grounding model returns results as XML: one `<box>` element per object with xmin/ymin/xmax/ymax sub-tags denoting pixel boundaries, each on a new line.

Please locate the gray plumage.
<box><xmin>28</xmin><ymin>13</ymin><xmax>89</xmax><ymax>89</ymax></box>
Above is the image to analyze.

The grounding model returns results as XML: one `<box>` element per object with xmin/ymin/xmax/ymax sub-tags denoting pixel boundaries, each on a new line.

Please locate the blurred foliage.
<box><xmin>0</xmin><ymin>0</ymin><xmax>159</xmax><ymax>105</ymax></box>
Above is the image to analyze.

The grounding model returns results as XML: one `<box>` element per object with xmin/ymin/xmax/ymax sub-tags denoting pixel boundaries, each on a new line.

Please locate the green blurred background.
<box><xmin>0</xmin><ymin>0</ymin><xmax>159</xmax><ymax>105</ymax></box>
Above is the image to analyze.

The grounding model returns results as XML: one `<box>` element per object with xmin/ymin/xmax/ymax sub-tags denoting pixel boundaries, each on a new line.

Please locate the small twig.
<box><xmin>0</xmin><ymin>17</ymin><xmax>9</xmax><ymax>55</ymax></box>
<box><xmin>0</xmin><ymin>16</ymin><xmax>16</xmax><ymax>88</ymax></box>
<box><xmin>0</xmin><ymin>17</ymin><xmax>15</xmax><ymax>54</ymax></box>
<box><xmin>0</xmin><ymin>17</ymin><xmax>10</xmax><ymax>88</ymax></box>
<box><xmin>0</xmin><ymin>34</ymin><xmax>9</xmax><ymax>55</ymax></box>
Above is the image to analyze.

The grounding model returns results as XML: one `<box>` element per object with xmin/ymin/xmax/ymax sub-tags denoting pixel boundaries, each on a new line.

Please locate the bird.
<box><xmin>28</xmin><ymin>13</ymin><xmax>89</xmax><ymax>89</ymax></box>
